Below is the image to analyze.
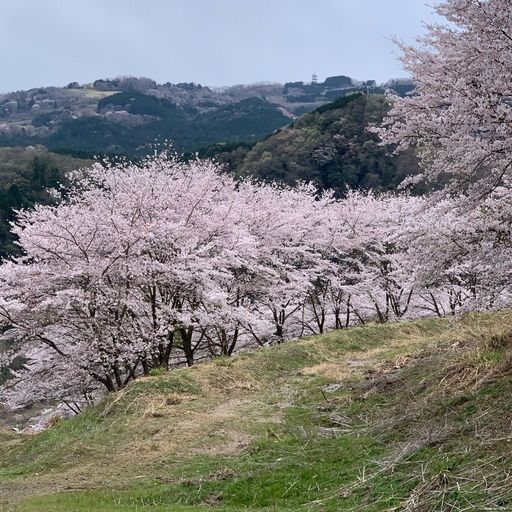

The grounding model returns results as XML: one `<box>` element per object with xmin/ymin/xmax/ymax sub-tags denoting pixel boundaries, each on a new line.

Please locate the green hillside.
<box><xmin>0</xmin><ymin>146</ymin><xmax>90</xmax><ymax>258</ymax></box>
<box><xmin>0</xmin><ymin>75</ymin><xmax>413</xmax><ymax>158</ymax></box>
<box><xmin>1</xmin><ymin>311</ymin><xmax>511</xmax><ymax>511</ymax></box>
<box><xmin>228</xmin><ymin>94</ymin><xmax>420</xmax><ymax>193</ymax></box>
<box><xmin>46</xmin><ymin>97</ymin><xmax>290</xmax><ymax>155</ymax></box>
<box><xmin>0</xmin><ymin>95</ymin><xmax>291</xmax><ymax>156</ymax></box>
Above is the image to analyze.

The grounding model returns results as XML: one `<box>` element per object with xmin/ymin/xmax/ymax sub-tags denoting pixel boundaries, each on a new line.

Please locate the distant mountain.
<box><xmin>0</xmin><ymin>75</ymin><xmax>413</xmax><ymax>155</ymax></box>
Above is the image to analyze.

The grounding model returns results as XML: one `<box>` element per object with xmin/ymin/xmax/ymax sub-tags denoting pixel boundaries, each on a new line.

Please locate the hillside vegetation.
<box><xmin>0</xmin><ymin>95</ymin><xmax>421</xmax><ymax>258</ymax></box>
<box><xmin>1</xmin><ymin>311</ymin><xmax>511</xmax><ymax>511</ymax></box>
<box><xmin>0</xmin><ymin>74</ymin><xmax>413</xmax><ymax>156</ymax></box>
<box><xmin>0</xmin><ymin>146</ymin><xmax>89</xmax><ymax>258</ymax></box>
<box><xmin>209</xmin><ymin>94</ymin><xmax>420</xmax><ymax>193</ymax></box>
<box><xmin>44</xmin><ymin>97</ymin><xmax>291</xmax><ymax>155</ymax></box>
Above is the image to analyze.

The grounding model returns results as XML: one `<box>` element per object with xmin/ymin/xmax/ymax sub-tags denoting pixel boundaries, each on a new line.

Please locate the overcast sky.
<box><xmin>0</xmin><ymin>1</ymin><xmax>439</xmax><ymax>92</ymax></box>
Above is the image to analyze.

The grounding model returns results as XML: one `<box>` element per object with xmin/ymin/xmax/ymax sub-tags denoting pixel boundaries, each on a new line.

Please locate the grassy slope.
<box><xmin>1</xmin><ymin>312</ymin><xmax>512</xmax><ymax>511</ymax></box>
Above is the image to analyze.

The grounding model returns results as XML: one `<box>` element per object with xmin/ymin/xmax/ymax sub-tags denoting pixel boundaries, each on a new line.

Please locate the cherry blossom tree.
<box><xmin>0</xmin><ymin>154</ymin><xmax>341</xmax><ymax>407</ymax></box>
<box><xmin>328</xmin><ymin>191</ymin><xmax>421</xmax><ymax>324</ymax></box>
<box><xmin>374</xmin><ymin>0</ymin><xmax>512</xmax><ymax>319</ymax></box>
<box><xmin>377</xmin><ymin>0</ymin><xmax>512</xmax><ymax>197</ymax></box>
<box><xmin>401</xmin><ymin>180</ymin><xmax>512</xmax><ymax>313</ymax></box>
<box><xmin>0</xmin><ymin>154</ymin><xmax>254</xmax><ymax>402</ymax></box>
<box><xmin>239</xmin><ymin>181</ymin><xmax>338</xmax><ymax>341</ymax></box>
<box><xmin>3</xmin><ymin>146</ymin><xmax>508</xmax><ymax>412</ymax></box>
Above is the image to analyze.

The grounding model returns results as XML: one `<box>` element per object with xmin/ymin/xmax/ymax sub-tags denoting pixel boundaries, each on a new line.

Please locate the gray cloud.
<box><xmin>0</xmin><ymin>0</ymin><xmax>438</xmax><ymax>92</ymax></box>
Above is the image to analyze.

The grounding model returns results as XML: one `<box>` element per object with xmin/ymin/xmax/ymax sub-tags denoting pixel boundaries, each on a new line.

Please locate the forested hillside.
<box><xmin>1</xmin><ymin>96</ymin><xmax>290</xmax><ymax>155</ymax></box>
<box><xmin>226</xmin><ymin>94</ymin><xmax>419</xmax><ymax>192</ymax></box>
<box><xmin>195</xmin><ymin>94</ymin><xmax>420</xmax><ymax>194</ymax></box>
<box><xmin>0</xmin><ymin>74</ymin><xmax>412</xmax><ymax>156</ymax></box>
<box><xmin>0</xmin><ymin>147</ymin><xmax>89</xmax><ymax>258</ymax></box>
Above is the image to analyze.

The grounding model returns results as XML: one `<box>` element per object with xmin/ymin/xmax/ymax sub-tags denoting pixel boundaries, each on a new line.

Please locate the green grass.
<box><xmin>1</xmin><ymin>312</ymin><xmax>512</xmax><ymax>511</ymax></box>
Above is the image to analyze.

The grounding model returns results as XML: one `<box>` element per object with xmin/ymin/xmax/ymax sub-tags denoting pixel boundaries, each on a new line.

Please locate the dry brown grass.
<box><xmin>315</xmin><ymin>311</ymin><xmax>512</xmax><ymax>511</ymax></box>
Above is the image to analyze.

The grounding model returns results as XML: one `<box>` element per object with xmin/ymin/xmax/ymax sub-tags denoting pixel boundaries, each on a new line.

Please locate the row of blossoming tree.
<box><xmin>0</xmin><ymin>152</ymin><xmax>509</xmax><ymax>409</ymax></box>
<box><xmin>1</xmin><ymin>0</ymin><xmax>512</xmax><ymax>410</ymax></box>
